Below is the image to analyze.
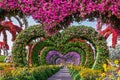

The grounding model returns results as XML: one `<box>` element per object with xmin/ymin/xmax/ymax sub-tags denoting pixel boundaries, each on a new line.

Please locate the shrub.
<box><xmin>0</xmin><ymin>56</ymin><xmax>6</xmax><ymax>62</ymax></box>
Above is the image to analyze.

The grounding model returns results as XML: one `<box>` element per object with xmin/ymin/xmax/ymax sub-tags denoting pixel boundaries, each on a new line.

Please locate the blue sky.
<box><xmin>0</xmin><ymin>17</ymin><xmax>112</xmax><ymax>53</ymax></box>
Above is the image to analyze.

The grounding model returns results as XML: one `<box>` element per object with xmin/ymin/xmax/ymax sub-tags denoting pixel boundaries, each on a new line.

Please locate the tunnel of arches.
<box><xmin>12</xmin><ymin>24</ymin><xmax>109</xmax><ymax>70</ymax></box>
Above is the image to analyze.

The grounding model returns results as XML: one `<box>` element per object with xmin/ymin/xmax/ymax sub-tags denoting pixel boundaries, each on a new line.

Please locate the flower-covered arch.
<box><xmin>12</xmin><ymin>24</ymin><xmax>47</xmax><ymax>66</ymax></box>
<box><xmin>31</xmin><ymin>38</ymin><xmax>94</xmax><ymax>67</ymax></box>
<box><xmin>1</xmin><ymin>0</ymin><xmax>120</xmax><ymax>48</ymax></box>
<box><xmin>12</xmin><ymin>25</ymin><xmax>109</xmax><ymax>70</ymax></box>
<box><xmin>60</xmin><ymin>26</ymin><xmax>109</xmax><ymax>69</ymax></box>
<box><xmin>39</xmin><ymin>47</ymin><xmax>85</xmax><ymax>65</ymax></box>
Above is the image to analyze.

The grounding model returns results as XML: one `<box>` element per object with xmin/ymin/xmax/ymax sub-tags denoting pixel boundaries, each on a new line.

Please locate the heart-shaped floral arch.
<box><xmin>12</xmin><ymin>24</ymin><xmax>109</xmax><ymax>70</ymax></box>
<box><xmin>31</xmin><ymin>40</ymin><xmax>94</xmax><ymax>67</ymax></box>
<box><xmin>46</xmin><ymin>51</ymin><xmax>81</xmax><ymax>65</ymax></box>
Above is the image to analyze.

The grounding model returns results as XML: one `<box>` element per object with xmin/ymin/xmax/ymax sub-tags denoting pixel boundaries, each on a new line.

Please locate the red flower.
<box><xmin>72</xmin><ymin>38</ymin><xmax>77</xmax><ymax>42</ymax></box>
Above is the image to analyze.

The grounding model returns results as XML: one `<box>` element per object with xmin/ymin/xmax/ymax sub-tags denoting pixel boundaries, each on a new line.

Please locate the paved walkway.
<box><xmin>47</xmin><ymin>67</ymin><xmax>72</xmax><ymax>80</ymax></box>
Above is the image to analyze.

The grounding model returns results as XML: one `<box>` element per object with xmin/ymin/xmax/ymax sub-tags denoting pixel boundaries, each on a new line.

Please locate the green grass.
<box><xmin>0</xmin><ymin>56</ymin><xmax>6</xmax><ymax>62</ymax></box>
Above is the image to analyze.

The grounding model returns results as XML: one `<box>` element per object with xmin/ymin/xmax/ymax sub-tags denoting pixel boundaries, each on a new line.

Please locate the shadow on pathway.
<box><xmin>47</xmin><ymin>67</ymin><xmax>72</xmax><ymax>80</ymax></box>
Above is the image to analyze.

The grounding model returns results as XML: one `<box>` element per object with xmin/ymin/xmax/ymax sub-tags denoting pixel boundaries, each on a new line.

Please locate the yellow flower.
<box><xmin>117</xmin><ymin>77</ymin><xmax>120</xmax><ymax>80</ymax></box>
<box><xmin>114</xmin><ymin>60</ymin><xmax>119</xmax><ymax>65</ymax></box>
<box><xmin>96</xmin><ymin>78</ymin><xmax>101</xmax><ymax>80</ymax></box>
<box><xmin>106</xmin><ymin>59</ymin><xmax>110</xmax><ymax>64</ymax></box>
<box><xmin>29</xmin><ymin>64</ymin><xmax>32</xmax><ymax>67</ymax></box>
<box><xmin>29</xmin><ymin>68</ymin><xmax>34</xmax><ymax>73</ymax></box>
<box><xmin>17</xmin><ymin>70</ymin><xmax>21</xmax><ymax>75</ymax></box>
<box><xmin>11</xmin><ymin>70</ymin><xmax>14</xmax><ymax>74</ymax></box>
<box><xmin>109</xmin><ymin>75</ymin><xmax>113</xmax><ymax>79</ymax></box>
<box><xmin>101</xmin><ymin>73</ymin><xmax>106</xmax><ymax>77</ymax></box>
<box><xmin>103</xmin><ymin>64</ymin><xmax>107</xmax><ymax>72</ymax></box>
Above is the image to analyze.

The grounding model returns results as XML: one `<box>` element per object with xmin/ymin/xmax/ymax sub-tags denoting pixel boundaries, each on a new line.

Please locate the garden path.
<box><xmin>47</xmin><ymin>67</ymin><xmax>72</xmax><ymax>80</ymax></box>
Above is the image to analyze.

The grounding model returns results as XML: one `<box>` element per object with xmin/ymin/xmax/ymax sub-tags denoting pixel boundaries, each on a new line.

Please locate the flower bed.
<box><xmin>0</xmin><ymin>65</ymin><xmax>61</xmax><ymax>80</ymax></box>
<box><xmin>68</xmin><ymin>59</ymin><xmax>120</xmax><ymax>80</ymax></box>
<box><xmin>0</xmin><ymin>62</ymin><xmax>13</xmax><ymax>77</ymax></box>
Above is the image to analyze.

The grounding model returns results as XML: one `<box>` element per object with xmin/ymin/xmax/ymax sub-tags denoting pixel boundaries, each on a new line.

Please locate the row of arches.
<box><xmin>12</xmin><ymin>24</ymin><xmax>109</xmax><ymax>70</ymax></box>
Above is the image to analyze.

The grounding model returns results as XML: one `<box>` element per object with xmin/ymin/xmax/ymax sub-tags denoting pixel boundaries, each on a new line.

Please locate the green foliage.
<box><xmin>0</xmin><ymin>56</ymin><xmax>6</xmax><ymax>62</ymax></box>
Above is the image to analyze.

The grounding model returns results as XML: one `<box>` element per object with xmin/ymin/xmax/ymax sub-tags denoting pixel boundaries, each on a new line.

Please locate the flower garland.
<box><xmin>1</xmin><ymin>0</ymin><xmax>120</xmax><ymax>32</ymax></box>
